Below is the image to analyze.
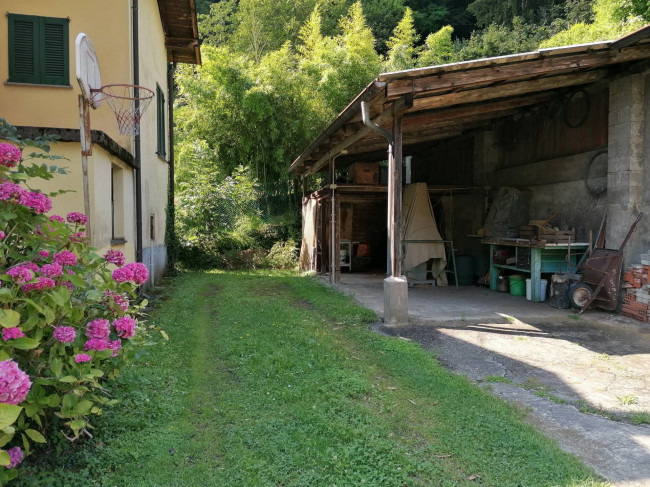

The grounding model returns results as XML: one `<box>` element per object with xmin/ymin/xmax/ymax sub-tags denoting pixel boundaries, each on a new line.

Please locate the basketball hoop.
<box><xmin>91</xmin><ymin>84</ymin><xmax>155</xmax><ymax>136</ymax></box>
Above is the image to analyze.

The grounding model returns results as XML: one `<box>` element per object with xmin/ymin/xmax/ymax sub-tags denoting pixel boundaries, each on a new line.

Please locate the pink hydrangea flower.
<box><xmin>61</xmin><ymin>281</ymin><xmax>75</xmax><ymax>292</ymax></box>
<box><xmin>108</xmin><ymin>339</ymin><xmax>122</xmax><ymax>357</ymax></box>
<box><xmin>0</xmin><ymin>359</ymin><xmax>32</xmax><ymax>405</ymax></box>
<box><xmin>105</xmin><ymin>292</ymin><xmax>130</xmax><ymax>313</ymax></box>
<box><xmin>21</xmin><ymin>277</ymin><xmax>55</xmax><ymax>292</ymax></box>
<box><xmin>103</xmin><ymin>249</ymin><xmax>125</xmax><ymax>267</ymax></box>
<box><xmin>74</xmin><ymin>353</ymin><xmax>92</xmax><ymax>363</ymax></box>
<box><xmin>19</xmin><ymin>191</ymin><xmax>52</xmax><ymax>214</ymax></box>
<box><xmin>19</xmin><ymin>262</ymin><xmax>39</xmax><ymax>272</ymax></box>
<box><xmin>113</xmin><ymin>316</ymin><xmax>136</xmax><ymax>339</ymax></box>
<box><xmin>53</xmin><ymin>326</ymin><xmax>76</xmax><ymax>344</ymax></box>
<box><xmin>0</xmin><ymin>181</ymin><xmax>23</xmax><ymax>202</ymax></box>
<box><xmin>40</xmin><ymin>262</ymin><xmax>63</xmax><ymax>278</ymax></box>
<box><xmin>126</xmin><ymin>263</ymin><xmax>149</xmax><ymax>285</ymax></box>
<box><xmin>39</xmin><ymin>250</ymin><xmax>50</xmax><ymax>258</ymax></box>
<box><xmin>6</xmin><ymin>446</ymin><xmax>23</xmax><ymax>469</ymax></box>
<box><xmin>69</xmin><ymin>232</ymin><xmax>86</xmax><ymax>243</ymax></box>
<box><xmin>0</xmin><ymin>231</ymin><xmax>5</xmax><ymax>240</ymax></box>
<box><xmin>111</xmin><ymin>266</ymin><xmax>134</xmax><ymax>283</ymax></box>
<box><xmin>66</xmin><ymin>212</ymin><xmax>88</xmax><ymax>225</ymax></box>
<box><xmin>6</xmin><ymin>266</ymin><xmax>34</xmax><ymax>284</ymax></box>
<box><xmin>84</xmin><ymin>338</ymin><xmax>109</xmax><ymax>351</ymax></box>
<box><xmin>1</xmin><ymin>328</ymin><xmax>24</xmax><ymax>340</ymax></box>
<box><xmin>85</xmin><ymin>319</ymin><xmax>110</xmax><ymax>340</ymax></box>
<box><xmin>53</xmin><ymin>251</ymin><xmax>77</xmax><ymax>266</ymax></box>
<box><xmin>49</xmin><ymin>214</ymin><xmax>65</xmax><ymax>223</ymax></box>
<box><xmin>0</xmin><ymin>143</ymin><xmax>21</xmax><ymax>168</ymax></box>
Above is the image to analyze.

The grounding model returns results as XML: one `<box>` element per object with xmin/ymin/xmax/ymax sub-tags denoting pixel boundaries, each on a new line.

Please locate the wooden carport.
<box><xmin>289</xmin><ymin>26</ymin><xmax>650</xmax><ymax>323</ymax></box>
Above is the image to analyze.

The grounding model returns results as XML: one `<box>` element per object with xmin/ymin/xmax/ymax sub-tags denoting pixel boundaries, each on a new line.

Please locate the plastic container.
<box><xmin>509</xmin><ymin>275</ymin><xmax>526</xmax><ymax>296</ymax></box>
<box><xmin>526</xmin><ymin>278</ymin><xmax>548</xmax><ymax>301</ymax></box>
<box><xmin>496</xmin><ymin>275</ymin><xmax>509</xmax><ymax>292</ymax></box>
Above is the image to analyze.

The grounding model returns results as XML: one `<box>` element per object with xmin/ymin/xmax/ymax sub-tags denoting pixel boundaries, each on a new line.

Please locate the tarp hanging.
<box><xmin>300</xmin><ymin>196</ymin><xmax>318</xmax><ymax>271</ymax></box>
<box><xmin>401</xmin><ymin>183</ymin><xmax>447</xmax><ymax>285</ymax></box>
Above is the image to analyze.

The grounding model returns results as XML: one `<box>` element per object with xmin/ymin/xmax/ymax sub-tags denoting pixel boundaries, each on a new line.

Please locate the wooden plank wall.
<box><xmin>499</xmin><ymin>87</ymin><xmax>608</xmax><ymax>168</ymax></box>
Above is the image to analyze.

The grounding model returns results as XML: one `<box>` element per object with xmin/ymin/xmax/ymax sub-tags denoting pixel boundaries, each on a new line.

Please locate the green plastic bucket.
<box><xmin>509</xmin><ymin>275</ymin><xmax>525</xmax><ymax>296</ymax></box>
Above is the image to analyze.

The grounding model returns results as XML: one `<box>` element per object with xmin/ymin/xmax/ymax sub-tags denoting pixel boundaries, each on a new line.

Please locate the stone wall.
<box><xmin>607</xmin><ymin>72</ymin><xmax>649</xmax><ymax>265</ymax></box>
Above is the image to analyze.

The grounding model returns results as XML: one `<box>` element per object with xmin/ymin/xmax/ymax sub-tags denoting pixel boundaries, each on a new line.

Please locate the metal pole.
<box><xmin>78</xmin><ymin>95</ymin><xmax>92</xmax><ymax>242</ymax></box>
<box><xmin>329</xmin><ymin>156</ymin><xmax>336</xmax><ymax>284</ymax></box>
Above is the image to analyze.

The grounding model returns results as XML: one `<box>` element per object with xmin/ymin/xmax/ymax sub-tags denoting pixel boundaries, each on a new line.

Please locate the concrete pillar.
<box><xmin>607</xmin><ymin>73</ymin><xmax>648</xmax><ymax>263</ymax></box>
<box><xmin>384</xmin><ymin>276</ymin><xmax>408</xmax><ymax>325</ymax></box>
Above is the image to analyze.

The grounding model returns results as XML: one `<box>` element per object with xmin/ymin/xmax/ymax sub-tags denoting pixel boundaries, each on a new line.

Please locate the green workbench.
<box><xmin>484</xmin><ymin>239</ymin><xmax>589</xmax><ymax>302</ymax></box>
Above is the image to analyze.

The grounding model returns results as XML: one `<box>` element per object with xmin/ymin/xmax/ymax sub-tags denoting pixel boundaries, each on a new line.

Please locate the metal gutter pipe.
<box><xmin>328</xmin><ymin>150</ymin><xmax>347</xmax><ymax>284</ymax></box>
<box><xmin>167</xmin><ymin>62</ymin><xmax>176</xmax><ymax>272</ymax></box>
<box><xmin>132</xmin><ymin>0</ymin><xmax>143</xmax><ymax>263</ymax></box>
<box><xmin>361</xmin><ymin>101</ymin><xmax>393</xmax><ymax>143</ymax></box>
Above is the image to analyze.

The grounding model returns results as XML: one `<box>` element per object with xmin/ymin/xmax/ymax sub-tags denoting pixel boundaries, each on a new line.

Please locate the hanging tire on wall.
<box><xmin>569</xmin><ymin>283</ymin><xmax>593</xmax><ymax>309</ymax></box>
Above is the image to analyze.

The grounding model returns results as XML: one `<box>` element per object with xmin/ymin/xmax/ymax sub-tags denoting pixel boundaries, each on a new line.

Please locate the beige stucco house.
<box><xmin>0</xmin><ymin>0</ymin><xmax>200</xmax><ymax>285</ymax></box>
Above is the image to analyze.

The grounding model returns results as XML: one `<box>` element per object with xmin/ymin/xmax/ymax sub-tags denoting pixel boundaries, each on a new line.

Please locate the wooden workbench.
<box><xmin>483</xmin><ymin>239</ymin><xmax>590</xmax><ymax>301</ymax></box>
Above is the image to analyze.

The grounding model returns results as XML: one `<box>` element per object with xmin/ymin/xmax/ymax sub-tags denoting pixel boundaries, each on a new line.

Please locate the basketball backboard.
<box><xmin>75</xmin><ymin>33</ymin><xmax>102</xmax><ymax>109</ymax></box>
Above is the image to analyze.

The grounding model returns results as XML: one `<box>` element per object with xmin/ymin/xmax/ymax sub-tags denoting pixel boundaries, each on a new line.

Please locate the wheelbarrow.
<box><xmin>569</xmin><ymin>213</ymin><xmax>643</xmax><ymax>312</ymax></box>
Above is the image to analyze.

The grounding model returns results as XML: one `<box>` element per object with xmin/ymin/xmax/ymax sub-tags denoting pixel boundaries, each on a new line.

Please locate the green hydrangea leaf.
<box><xmin>25</xmin><ymin>429</ymin><xmax>46</xmax><ymax>443</ymax></box>
<box><xmin>0</xmin><ymin>310</ymin><xmax>20</xmax><ymax>328</ymax></box>
<box><xmin>0</xmin><ymin>405</ymin><xmax>22</xmax><ymax>430</ymax></box>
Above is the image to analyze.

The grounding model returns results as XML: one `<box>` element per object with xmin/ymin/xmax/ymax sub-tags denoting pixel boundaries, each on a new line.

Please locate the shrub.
<box><xmin>0</xmin><ymin>121</ymin><xmax>147</xmax><ymax>484</ymax></box>
<box><xmin>265</xmin><ymin>240</ymin><xmax>298</xmax><ymax>269</ymax></box>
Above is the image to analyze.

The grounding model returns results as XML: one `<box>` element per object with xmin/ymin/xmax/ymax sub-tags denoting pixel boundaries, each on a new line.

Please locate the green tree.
<box><xmin>614</xmin><ymin>0</ymin><xmax>650</xmax><ymax>22</ymax></box>
<box><xmin>468</xmin><ymin>0</ymin><xmax>565</xmax><ymax>27</ymax></box>
<box><xmin>199</xmin><ymin>0</ymin><xmax>237</xmax><ymax>47</ymax></box>
<box><xmin>457</xmin><ymin>17</ymin><xmax>545</xmax><ymax>60</ymax></box>
<box><xmin>385</xmin><ymin>7</ymin><xmax>420</xmax><ymax>71</ymax></box>
<box><xmin>361</xmin><ymin>0</ymin><xmax>407</xmax><ymax>54</ymax></box>
<box><xmin>418</xmin><ymin>24</ymin><xmax>455</xmax><ymax>67</ymax></box>
<box><xmin>540</xmin><ymin>0</ymin><xmax>645</xmax><ymax>48</ymax></box>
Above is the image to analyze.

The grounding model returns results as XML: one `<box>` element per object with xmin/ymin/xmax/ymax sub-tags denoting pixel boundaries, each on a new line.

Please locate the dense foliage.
<box><xmin>0</xmin><ymin>123</ymin><xmax>148</xmax><ymax>484</ymax></box>
<box><xmin>176</xmin><ymin>0</ymin><xmax>648</xmax><ymax>266</ymax></box>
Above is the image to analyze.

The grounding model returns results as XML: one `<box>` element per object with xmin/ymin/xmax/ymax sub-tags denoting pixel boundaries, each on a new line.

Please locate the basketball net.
<box><xmin>92</xmin><ymin>84</ymin><xmax>154</xmax><ymax>136</ymax></box>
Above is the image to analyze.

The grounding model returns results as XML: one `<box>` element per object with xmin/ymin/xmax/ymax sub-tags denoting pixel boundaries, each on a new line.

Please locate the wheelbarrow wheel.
<box><xmin>569</xmin><ymin>283</ymin><xmax>593</xmax><ymax>309</ymax></box>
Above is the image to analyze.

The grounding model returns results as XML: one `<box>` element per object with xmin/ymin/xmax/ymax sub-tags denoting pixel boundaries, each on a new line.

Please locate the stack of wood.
<box><xmin>525</xmin><ymin>212</ymin><xmax>575</xmax><ymax>243</ymax></box>
<box><xmin>621</xmin><ymin>263</ymin><xmax>650</xmax><ymax>322</ymax></box>
<box><xmin>538</xmin><ymin>226</ymin><xmax>576</xmax><ymax>244</ymax></box>
<box><xmin>518</xmin><ymin>225</ymin><xmax>538</xmax><ymax>240</ymax></box>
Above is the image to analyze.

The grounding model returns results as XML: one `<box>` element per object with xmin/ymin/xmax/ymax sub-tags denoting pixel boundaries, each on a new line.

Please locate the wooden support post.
<box><xmin>390</xmin><ymin>109</ymin><xmax>403</xmax><ymax>277</ymax></box>
<box><xmin>329</xmin><ymin>157</ymin><xmax>336</xmax><ymax>284</ymax></box>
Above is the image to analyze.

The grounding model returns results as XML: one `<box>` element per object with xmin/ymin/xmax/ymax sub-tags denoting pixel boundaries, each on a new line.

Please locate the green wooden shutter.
<box><xmin>156</xmin><ymin>85</ymin><xmax>166</xmax><ymax>157</ymax></box>
<box><xmin>7</xmin><ymin>14</ymin><xmax>69</xmax><ymax>85</ymax></box>
<box><xmin>8</xmin><ymin>15</ymin><xmax>39</xmax><ymax>83</ymax></box>
<box><xmin>41</xmin><ymin>17</ymin><xmax>69</xmax><ymax>85</ymax></box>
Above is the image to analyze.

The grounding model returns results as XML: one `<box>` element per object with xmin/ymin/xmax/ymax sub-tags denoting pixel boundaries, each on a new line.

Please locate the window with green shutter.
<box><xmin>8</xmin><ymin>14</ymin><xmax>69</xmax><ymax>86</ymax></box>
<box><xmin>156</xmin><ymin>84</ymin><xmax>166</xmax><ymax>158</ymax></box>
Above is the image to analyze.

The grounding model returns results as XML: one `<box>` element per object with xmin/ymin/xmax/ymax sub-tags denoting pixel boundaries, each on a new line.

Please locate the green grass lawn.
<box><xmin>17</xmin><ymin>271</ymin><xmax>608</xmax><ymax>486</ymax></box>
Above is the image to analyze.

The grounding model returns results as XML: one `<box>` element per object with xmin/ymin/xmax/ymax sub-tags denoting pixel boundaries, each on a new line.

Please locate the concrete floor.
<box><xmin>332</xmin><ymin>273</ymin><xmax>650</xmax><ymax>487</ymax></box>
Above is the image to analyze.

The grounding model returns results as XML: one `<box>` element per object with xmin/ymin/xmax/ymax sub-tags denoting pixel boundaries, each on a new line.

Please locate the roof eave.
<box><xmin>157</xmin><ymin>0</ymin><xmax>202</xmax><ymax>65</ymax></box>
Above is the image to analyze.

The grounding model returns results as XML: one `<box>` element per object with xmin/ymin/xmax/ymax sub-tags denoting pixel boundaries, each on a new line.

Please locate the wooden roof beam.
<box><xmin>403</xmin><ymin>92</ymin><xmax>554</xmax><ymax>127</ymax></box>
<box><xmin>408</xmin><ymin>70</ymin><xmax>608</xmax><ymax>113</ymax></box>
<box><xmin>303</xmin><ymin>95</ymin><xmax>412</xmax><ymax>177</ymax></box>
<box><xmin>386</xmin><ymin>44</ymin><xmax>650</xmax><ymax>98</ymax></box>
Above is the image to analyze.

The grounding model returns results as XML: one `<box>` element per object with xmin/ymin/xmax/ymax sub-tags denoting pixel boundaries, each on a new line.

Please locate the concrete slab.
<box><xmin>331</xmin><ymin>273</ymin><xmax>650</xmax><ymax>486</ymax></box>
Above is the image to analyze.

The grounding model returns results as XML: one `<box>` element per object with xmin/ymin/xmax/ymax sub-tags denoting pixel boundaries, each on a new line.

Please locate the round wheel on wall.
<box><xmin>569</xmin><ymin>283</ymin><xmax>593</xmax><ymax>309</ymax></box>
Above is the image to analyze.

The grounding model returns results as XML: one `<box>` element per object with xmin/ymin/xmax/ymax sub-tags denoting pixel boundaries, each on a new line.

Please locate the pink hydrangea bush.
<box><xmin>0</xmin><ymin>127</ymin><xmax>150</xmax><ymax>482</ymax></box>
